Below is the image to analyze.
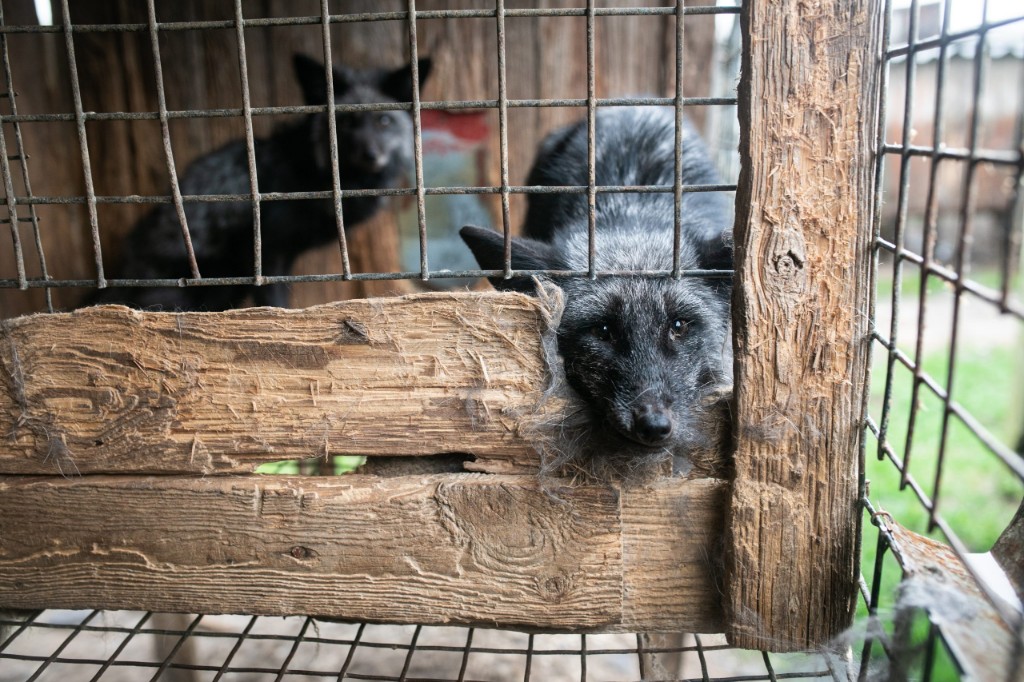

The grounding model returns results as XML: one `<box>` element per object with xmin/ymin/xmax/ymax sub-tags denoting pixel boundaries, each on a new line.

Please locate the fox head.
<box><xmin>293</xmin><ymin>54</ymin><xmax>433</xmax><ymax>178</ymax></box>
<box><xmin>461</xmin><ymin>223</ymin><xmax>733</xmax><ymax>475</ymax></box>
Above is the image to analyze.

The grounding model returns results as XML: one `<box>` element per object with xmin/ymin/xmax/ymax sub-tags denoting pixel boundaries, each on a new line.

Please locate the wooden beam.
<box><xmin>0</xmin><ymin>292</ymin><xmax>557</xmax><ymax>476</ymax></box>
<box><xmin>726</xmin><ymin>0</ymin><xmax>883</xmax><ymax>650</ymax></box>
<box><xmin>0</xmin><ymin>474</ymin><xmax>726</xmax><ymax>633</ymax></box>
<box><xmin>882</xmin><ymin>518</ymin><xmax>1024</xmax><ymax>682</ymax></box>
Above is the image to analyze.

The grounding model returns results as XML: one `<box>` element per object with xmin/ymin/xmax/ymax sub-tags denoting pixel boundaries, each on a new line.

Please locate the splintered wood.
<box><xmin>882</xmin><ymin>519</ymin><xmax>1024</xmax><ymax>682</ymax></box>
<box><xmin>0</xmin><ymin>292</ymin><xmax>554</xmax><ymax>475</ymax></box>
<box><xmin>727</xmin><ymin>0</ymin><xmax>882</xmax><ymax>651</ymax></box>
<box><xmin>0</xmin><ymin>474</ymin><xmax>728</xmax><ymax>633</ymax></box>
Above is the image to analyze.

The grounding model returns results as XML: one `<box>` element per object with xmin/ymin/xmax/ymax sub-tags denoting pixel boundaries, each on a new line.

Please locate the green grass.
<box><xmin>866</xmin><ymin>342</ymin><xmax>1022</xmax><ymax>548</ymax></box>
<box><xmin>874</xmin><ymin>258</ymin><xmax>1021</xmax><ymax>304</ymax></box>
<box><xmin>874</xmin><ymin>265</ymin><xmax>949</xmax><ymax>302</ymax></box>
<box><xmin>860</xmin><ymin>279</ymin><xmax>1023</xmax><ymax>681</ymax></box>
<box><xmin>255</xmin><ymin>455</ymin><xmax>365</xmax><ymax>475</ymax></box>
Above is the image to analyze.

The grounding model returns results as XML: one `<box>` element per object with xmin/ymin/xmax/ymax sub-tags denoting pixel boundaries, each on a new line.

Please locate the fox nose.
<box><xmin>632</xmin><ymin>404</ymin><xmax>673</xmax><ymax>444</ymax></box>
<box><xmin>355</xmin><ymin>148</ymin><xmax>387</xmax><ymax>171</ymax></box>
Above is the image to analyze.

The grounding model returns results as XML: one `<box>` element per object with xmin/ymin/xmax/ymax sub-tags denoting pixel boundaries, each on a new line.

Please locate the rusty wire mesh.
<box><xmin>859</xmin><ymin>0</ymin><xmax>1024</xmax><ymax>679</ymax></box>
<box><xmin>0</xmin><ymin>1</ymin><xmax>737</xmax><ymax>300</ymax></box>
<box><xmin>0</xmin><ymin>610</ymin><xmax>845</xmax><ymax>682</ymax></box>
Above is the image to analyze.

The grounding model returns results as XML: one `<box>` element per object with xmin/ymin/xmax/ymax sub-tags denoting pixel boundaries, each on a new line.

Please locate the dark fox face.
<box><xmin>556</xmin><ymin>276</ymin><xmax>731</xmax><ymax>450</ymax></box>
<box><xmin>460</xmin><ymin>224</ymin><xmax>732</xmax><ymax>463</ymax></box>
<box><xmin>292</xmin><ymin>54</ymin><xmax>432</xmax><ymax>177</ymax></box>
<box><xmin>332</xmin><ymin>109</ymin><xmax>412</xmax><ymax>174</ymax></box>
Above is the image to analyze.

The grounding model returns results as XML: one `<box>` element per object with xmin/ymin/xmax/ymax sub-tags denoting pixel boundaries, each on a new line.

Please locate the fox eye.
<box><xmin>376</xmin><ymin>114</ymin><xmax>392</xmax><ymax>128</ymax></box>
<box><xmin>590</xmin><ymin>323</ymin><xmax>614</xmax><ymax>343</ymax></box>
<box><xmin>669</xmin><ymin>318</ymin><xmax>688</xmax><ymax>340</ymax></box>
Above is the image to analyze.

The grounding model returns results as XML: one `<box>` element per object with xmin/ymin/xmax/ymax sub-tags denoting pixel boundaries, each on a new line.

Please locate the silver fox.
<box><xmin>87</xmin><ymin>55</ymin><xmax>431</xmax><ymax>311</ymax></box>
<box><xmin>461</xmin><ymin>107</ymin><xmax>733</xmax><ymax>480</ymax></box>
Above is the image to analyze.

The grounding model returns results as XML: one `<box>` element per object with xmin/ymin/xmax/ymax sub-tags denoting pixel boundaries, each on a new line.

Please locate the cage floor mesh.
<box><xmin>0</xmin><ymin>610</ymin><xmax>841</xmax><ymax>682</ymax></box>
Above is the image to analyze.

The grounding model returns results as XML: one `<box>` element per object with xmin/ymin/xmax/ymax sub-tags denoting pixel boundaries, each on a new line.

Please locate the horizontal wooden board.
<box><xmin>0</xmin><ymin>292</ymin><xmax>556</xmax><ymax>475</ymax></box>
<box><xmin>0</xmin><ymin>474</ymin><xmax>726</xmax><ymax>633</ymax></box>
<box><xmin>882</xmin><ymin>519</ymin><xmax>1024</xmax><ymax>682</ymax></box>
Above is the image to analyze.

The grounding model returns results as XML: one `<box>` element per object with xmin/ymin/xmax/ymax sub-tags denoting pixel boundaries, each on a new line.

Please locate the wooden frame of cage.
<box><xmin>0</xmin><ymin>0</ymin><xmax>882</xmax><ymax>652</ymax></box>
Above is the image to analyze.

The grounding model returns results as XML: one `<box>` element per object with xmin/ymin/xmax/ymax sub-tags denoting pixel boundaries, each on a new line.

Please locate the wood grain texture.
<box><xmin>0</xmin><ymin>291</ymin><xmax>555</xmax><ymax>475</ymax></box>
<box><xmin>882</xmin><ymin>519</ymin><xmax>1024</xmax><ymax>682</ymax></box>
<box><xmin>726</xmin><ymin>0</ymin><xmax>883</xmax><ymax>651</ymax></box>
<box><xmin>622</xmin><ymin>478</ymin><xmax>727</xmax><ymax>630</ymax></box>
<box><xmin>0</xmin><ymin>473</ymin><xmax>727</xmax><ymax>633</ymax></box>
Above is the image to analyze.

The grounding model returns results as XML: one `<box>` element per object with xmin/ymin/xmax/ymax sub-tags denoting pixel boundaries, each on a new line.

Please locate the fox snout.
<box><xmin>631</xmin><ymin>401</ymin><xmax>674</xmax><ymax>445</ymax></box>
<box><xmin>354</xmin><ymin>145</ymin><xmax>390</xmax><ymax>172</ymax></box>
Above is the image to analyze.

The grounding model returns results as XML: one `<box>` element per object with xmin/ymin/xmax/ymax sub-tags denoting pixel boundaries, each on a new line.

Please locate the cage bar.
<box><xmin>318</xmin><ymin>0</ymin><xmax>351</xmax><ymax>279</ymax></box>
<box><xmin>495</xmin><ymin>0</ymin><xmax>512</xmax><ymax>280</ymax></box>
<box><xmin>0</xmin><ymin>94</ymin><xmax>738</xmax><ymax>125</ymax></box>
<box><xmin>405</xmin><ymin>0</ymin><xmax>428</xmax><ymax>280</ymax></box>
<box><xmin>671</xmin><ymin>0</ymin><xmax>686</xmax><ymax>278</ymax></box>
<box><xmin>145</xmin><ymin>0</ymin><xmax>200</xmax><ymax>281</ymax></box>
<box><xmin>57</xmin><ymin>0</ymin><xmax>104</xmax><ymax>288</ymax></box>
<box><xmin>0</xmin><ymin>6</ymin><xmax>744</xmax><ymax>36</ymax></box>
<box><xmin>232</xmin><ymin>0</ymin><xmax>263</xmax><ymax>286</ymax></box>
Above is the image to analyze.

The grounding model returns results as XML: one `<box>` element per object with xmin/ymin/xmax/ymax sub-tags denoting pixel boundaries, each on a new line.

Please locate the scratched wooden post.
<box><xmin>726</xmin><ymin>0</ymin><xmax>884</xmax><ymax>651</ymax></box>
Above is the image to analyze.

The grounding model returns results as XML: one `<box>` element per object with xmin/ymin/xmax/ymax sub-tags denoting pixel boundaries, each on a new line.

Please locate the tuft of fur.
<box><xmin>86</xmin><ymin>55</ymin><xmax>432</xmax><ymax>311</ymax></box>
<box><xmin>463</xmin><ymin>108</ymin><xmax>734</xmax><ymax>484</ymax></box>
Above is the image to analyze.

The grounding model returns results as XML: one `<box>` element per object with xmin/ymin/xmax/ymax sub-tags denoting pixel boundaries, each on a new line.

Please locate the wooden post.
<box><xmin>726</xmin><ymin>0</ymin><xmax>884</xmax><ymax>650</ymax></box>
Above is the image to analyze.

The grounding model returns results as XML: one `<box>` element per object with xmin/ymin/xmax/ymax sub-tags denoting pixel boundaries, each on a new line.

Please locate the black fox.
<box><xmin>87</xmin><ymin>54</ymin><xmax>432</xmax><ymax>311</ymax></box>
<box><xmin>461</xmin><ymin>107</ymin><xmax>733</xmax><ymax>480</ymax></box>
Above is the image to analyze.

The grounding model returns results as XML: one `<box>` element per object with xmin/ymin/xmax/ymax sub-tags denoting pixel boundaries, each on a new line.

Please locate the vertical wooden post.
<box><xmin>726</xmin><ymin>0</ymin><xmax>884</xmax><ymax>651</ymax></box>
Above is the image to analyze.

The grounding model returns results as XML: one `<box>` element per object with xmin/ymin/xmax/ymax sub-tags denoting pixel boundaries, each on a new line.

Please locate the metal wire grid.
<box><xmin>0</xmin><ymin>610</ymin><xmax>839</xmax><ymax>682</ymax></box>
<box><xmin>0</xmin><ymin>2</ymin><xmax>739</xmax><ymax>298</ymax></box>
<box><xmin>859</xmin><ymin>0</ymin><xmax>1024</xmax><ymax>678</ymax></box>
<box><xmin>0</xmin><ymin>4</ymin><xmax>50</xmax><ymax>310</ymax></box>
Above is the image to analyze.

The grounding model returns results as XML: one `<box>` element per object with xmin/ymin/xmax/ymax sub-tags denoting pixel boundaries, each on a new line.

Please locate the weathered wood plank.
<box><xmin>0</xmin><ymin>292</ymin><xmax>555</xmax><ymax>475</ymax></box>
<box><xmin>622</xmin><ymin>479</ymin><xmax>727</xmax><ymax>630</ymax></box>
<box><xmin>882</xmin><ymin>519</ymin><xmax>1024</xmax><ymax>682</ymax></box>
<box><xmin>726</xmin><ymin>0</ymin><xmax>883</xmax><ymax>651</ymax></box>
<box><xmin>0</xmin><ymin>474</ymin><xmax>726</xmax><ymax>633</ymax></box>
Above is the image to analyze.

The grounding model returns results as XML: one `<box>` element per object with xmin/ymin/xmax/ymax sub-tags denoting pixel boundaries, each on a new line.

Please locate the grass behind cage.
<box><xmin>256</xmin><ymin>456</ymin><xmax>365</xmax><ymax>475</ymax></box>
<box><xmin>861</xmin><ymin>269</ymin><xmax>1022</xmax><ymax>680</ymax></box>
<box><xmin>868</xmin><ymin>341</ymin><xmax>1021</xmax><ymax>549</ymax></box>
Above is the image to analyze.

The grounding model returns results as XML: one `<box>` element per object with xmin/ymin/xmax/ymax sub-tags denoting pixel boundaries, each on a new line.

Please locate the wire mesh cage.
<box><xmin>0</xmin><ymin>0</ymin><xmax>1022</xmax><ymax>681</ymax></box>
<box><xmin>858</xmin><ymin>0</ymin><xmax>1024</xmax><ymax>679</ymax></box>
<box><xmin>1</xmin><ymin>611</ymin><xmax>849</xmax><ymax>681</ymax></box>
<box><xmin>0</xmin><ymin>0</ymin><xmax>742</xmax><ymax>313</ymax></box>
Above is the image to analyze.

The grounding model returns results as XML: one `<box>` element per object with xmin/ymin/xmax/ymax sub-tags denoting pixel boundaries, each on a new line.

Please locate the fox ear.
<box><xmin>380</xmin><ymin>57</ymin><xmax>433</xmax><ymax>102</ymax></box>
<box><xmin>460</xmin><ymin>225</ymin><xmax>561</xmax><ymax>294</ymax></box>
<box><xmin>697</xmin><ymin>230</ymin><xmax>733</xmax><ymax>292</ymax></box>
<box><xmin>293</xmin><ymin>54</ymin><xmax>327</xmax><ymax>104</ymax></box>
<box><xmin>695</xmin><ymin>228</ymin><xmax>731</xmax><ymax>270</ymax></box>
<box><xmin>293</xmin><ymin>54</ymin><xmax>351</xmax><ymax>105</ymax></box>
